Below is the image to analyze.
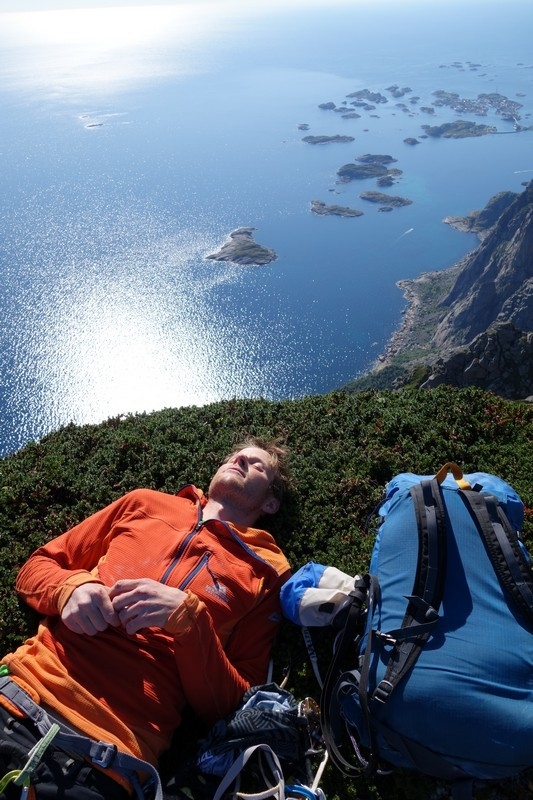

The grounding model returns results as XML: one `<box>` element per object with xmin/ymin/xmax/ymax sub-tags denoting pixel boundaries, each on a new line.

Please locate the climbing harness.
<box><xmin>0</xmin><ymin>673</ymin><xmax>163</xmax><ymax>799</ymax></box>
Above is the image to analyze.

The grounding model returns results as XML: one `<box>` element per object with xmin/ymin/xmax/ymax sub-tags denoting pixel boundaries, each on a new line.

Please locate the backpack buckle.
<box><xmin>372</xmin><ymin>680</ymin><xmax>393</xmax><ymax>704</ymax></box>
<box><xmin>375</xmin><ymin>630</ymin><xmax>397</xmax><ymax>645</ymax></box>
<box><xmin>90</xmin><ymin>742</ymin><xmax>117</xmax><ymax>769</ymax></box>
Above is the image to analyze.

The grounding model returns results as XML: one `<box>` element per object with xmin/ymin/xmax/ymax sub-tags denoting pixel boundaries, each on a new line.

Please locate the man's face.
<box><xmin>208</xmin><ymin>447</ymin><xmax>279</xmax><ymax>518</ymax></box>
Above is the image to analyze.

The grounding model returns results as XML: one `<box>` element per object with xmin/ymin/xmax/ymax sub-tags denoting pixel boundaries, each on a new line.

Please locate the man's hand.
<box><xmin>109</xmin><ymin>578</ymin><xmax>187</xmax><ymax>634</ymax></box>
<box><xmin>61</xmin><ymin>583</ymin><xmax>120</xmax><ymax>635</ymax></box>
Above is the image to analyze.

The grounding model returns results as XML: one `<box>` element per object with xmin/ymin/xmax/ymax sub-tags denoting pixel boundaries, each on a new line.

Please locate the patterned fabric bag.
<box><xmin>196</xmin><ymin>684</ymin><xmax>310</xmax><ymax>782</ymax></box>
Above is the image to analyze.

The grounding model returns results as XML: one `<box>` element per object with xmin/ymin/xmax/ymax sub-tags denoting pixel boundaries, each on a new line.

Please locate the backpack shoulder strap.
<box><xmin>459</xmin><ymin>488</ymin><xmax>533</xmax><ymax>623</ymax></box>
<box><xmin>320</xmin><ymin>478</ymin><xmax>448</xmax><ymax>776</ymax></box>
<box><xmin>372</xmin><ymin>477</ymin><xmax>447</xmax><ymax>704</ymax></box>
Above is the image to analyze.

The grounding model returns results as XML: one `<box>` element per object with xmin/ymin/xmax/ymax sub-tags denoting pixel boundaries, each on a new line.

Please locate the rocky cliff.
<box><xmin>433</xmin><ymin>181</ymin><xmax>533</xmax><ymax>349</ymax></box>
<box><xmin>346</xmin><ymin>180</ymin><xmax>533</xmax><ymax>400</ymax></box>
<box><xmin>422</xmin><ymin>323</ymin><xmax>533</xmax><ymax>399</ymax></box>
<box><xmin>443</xmin><ymin>190</ymin><xmax>517</xmax><ymax>239</ymax></box>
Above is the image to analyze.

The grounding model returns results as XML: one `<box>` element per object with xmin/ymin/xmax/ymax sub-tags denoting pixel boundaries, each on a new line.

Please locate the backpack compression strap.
<box><xmin>459</xmin><ymin>489</ymin><xmax>533</xmax><ymax>624</ymax></box>
<box><xmin>371</xmin><ymin>477</ymin><xmax>447</xmax><ymax>704</ymax></box>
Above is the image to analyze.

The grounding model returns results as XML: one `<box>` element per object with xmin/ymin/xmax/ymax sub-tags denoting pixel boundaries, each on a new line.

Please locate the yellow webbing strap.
<box><xmin>0</xmin><ymin>723</ymin><xmax>60</xmax><ymax>794</ymax></box>
<box><xmin>434</xmin><ymin>462</ymin><xmax>472</xmax><ymax>490</ymax></box>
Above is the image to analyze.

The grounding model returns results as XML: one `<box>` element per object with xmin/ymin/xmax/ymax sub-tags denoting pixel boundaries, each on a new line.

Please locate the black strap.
<box><xmin>372</xmin><ymin>478</ymin><xmax>447</xmax><ymax>704</ymax></box>
<box><xmin>0</xmin><ymin>676</ymin><xmax>162</xmax><ymax>800</ymax></box>
<box><xmin>355</xmin><ymin>573</ymin><xmax>390</xmax><ymax>776</ymax></box>
<box><xmin>320</xmin><ymin>479</ymin><xmax>448</xmax><ymax>777</ymax></box>
<box><xmin>319</xmin><ymin>574</ymin><xmax>374</xmax><ymax>778</ymax></box>
<box><xmin>459</xmin><ymin>489</ymin><xmax>533</xmax><ymax>624</ymax></box>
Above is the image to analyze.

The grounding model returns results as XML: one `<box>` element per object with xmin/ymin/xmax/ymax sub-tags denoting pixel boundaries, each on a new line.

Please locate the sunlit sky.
<box><xmin>0</xmin><ymin>0</ymin><xmax>504</xmax><ymax>10</ymax></box>
<box><xmin>1</xmin><ymin>0</ymin><xmax>356</xmax><ymax>11</ymax></box>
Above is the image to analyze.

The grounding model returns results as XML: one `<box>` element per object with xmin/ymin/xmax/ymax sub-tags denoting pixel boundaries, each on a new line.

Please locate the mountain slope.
<box><xmin>434</xmin><ymin>180</ymin><xmax>533</xmax><ymax>348</ymax></box>
<box><xmin>346</xmin><ymin>180</ymin><xmax>533</xmax><ymax>399</ymax></box>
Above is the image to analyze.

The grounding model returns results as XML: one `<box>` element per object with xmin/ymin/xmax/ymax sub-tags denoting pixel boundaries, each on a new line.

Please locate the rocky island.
<box><xmin>337</xmin><ymin>153</ymin><xmax>400</xmax><ymax>182</ymax></box>
<box><xmin>346</xmin><ymin>89</ymin><xmax>388</xmax><ymax>104</ymax></box>
<box><xmin>337</xmin><ymin>163</ymin><xmax>389</xmax><ymax>181</ymax></box>
<box><xmin>432</xmin><ymin>89</ymin><xmax>523</xmax><ymax>119</ymax></box>
<box><xmin>357</xmin><ymin>154</ymin><xmax>398</xmax><ymax>164</ymax></box>
<box><xmin>302</xmin><ymin>134</ymin><xmax>355</xmax><ymax>144</ymax></box>
<box><xmin>421</xmin><ymin>120</ymin><xmax>497</xmax><ymax>138</ymax></box>
<box><xmin>206</xmin><ymin>228</ymin><xmax>277</xmax><ymax>266</ymax></box>
<box><xmin>360</xmin><ymin>191</ymin><xmax>413</xmax><ymax>207</ymax></box>
<box><xmin>311</xmin><ymin>200</ymin><xmax>363</xmax><ymax>218</ymax></box>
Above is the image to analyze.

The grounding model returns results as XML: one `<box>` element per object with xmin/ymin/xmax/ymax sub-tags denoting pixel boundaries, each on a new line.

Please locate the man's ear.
<box><xmin>261</xmin><ymin>494</ymin><xmax>280</xmax><ymax>516</ymax></box>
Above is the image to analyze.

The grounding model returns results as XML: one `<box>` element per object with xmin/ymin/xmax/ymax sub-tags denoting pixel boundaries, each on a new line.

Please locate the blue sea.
<box><xmin>1</xmin><ymin>0</ymin><xmax>532</xmax><ymax>456</ymax></box>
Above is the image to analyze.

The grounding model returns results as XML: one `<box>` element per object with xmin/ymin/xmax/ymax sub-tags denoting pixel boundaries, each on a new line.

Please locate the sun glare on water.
<box><xmin>0</xmin><ymin>4</ymin><xmax>230</xmax><ymax>97</ymax></box>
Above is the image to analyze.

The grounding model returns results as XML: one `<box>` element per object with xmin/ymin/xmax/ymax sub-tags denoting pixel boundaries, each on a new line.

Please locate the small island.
<box><xmin>310</xmin><ymin>200</ymin><xmax>363</xmax><ymax>218</ymax></box>
<box><xmin>356</xmin><ymin>154</ymin><xmax>398</xmax><ymax>165</ymax></box>
<box><xmin>360</xmin><ymin>191</ymin><xmax>413</xmax><ymax>207</ymax></box>
<box><xmin>206</xmin><ymin>228</ymin><xmax>277</xmax><ymax>266</ymax></box>
<box><xmin>302</xmin><ymin>135</ymin><xmax>355</xmax><ymax>145</ymax></box>
<box><xmin>337</xmin><ymin>163</ymin><xmax>389</xmax><ymax>181</ymax></box>
<box><xmin>377</xmin><ymin>175</ymin><xmax>395</xmax><ymax>187</ymax></box>
<box><xmin>421</xmin><ymin>120</ymin><xmax>497</xmax><ymax>138</ymax></box>
<box><xmin>346</xmin><ymin>89</ymin><xmax>388</xmax><ymax>104</ymax></box>
<box><xmin>337</xmin><ymin>153</ymin><xmax>400</xmax><ymax>182</ymax></box>
<box><xmin>432</xmin><ymin>88</ymin><xmax>523</xmax><ymax>119</ymax></box>
<box><xmin>386</xmin><ymin>84</ymin><xmax>413</xmax><ymax>98</ymax></box>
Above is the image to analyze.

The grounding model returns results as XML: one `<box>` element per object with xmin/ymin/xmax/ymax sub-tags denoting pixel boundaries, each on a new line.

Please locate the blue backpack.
<box><xmin>286</xmin><ymin>464</ymin><xmax>533</xmax><ymax>800</ymax></box>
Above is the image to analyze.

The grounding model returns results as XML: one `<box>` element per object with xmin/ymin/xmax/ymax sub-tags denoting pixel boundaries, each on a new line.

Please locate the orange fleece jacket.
<box><xmin>3</xmin><ymin>486</ymin><xmax>291</xmax><ymax>767</ymax></box>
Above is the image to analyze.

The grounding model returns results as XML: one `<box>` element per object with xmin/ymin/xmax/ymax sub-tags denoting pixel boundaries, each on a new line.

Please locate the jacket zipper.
<box><xmin>177</xmin><ymin>552</ymin><xmax>212</xmax><ymax>591</ymax></box>
<box><xmin>160</xmin><ymin>498</ymin><xmax>203</xmax><ymax>585</ymax></box>
<box><xmin>221</xmin><ymin>520</ymin><xmax>278</xmax><ymax>574</ymax></box>
<box><xmin>159</xmin><ymin>494</ymin><xmax>279</xmax><ymax>585</ymax></box>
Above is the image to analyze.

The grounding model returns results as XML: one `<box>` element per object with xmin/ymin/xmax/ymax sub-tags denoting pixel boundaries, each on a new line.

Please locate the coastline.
<box><xmin>374</xmin><ymin>278</ymin><xmax>421</xmax><ymax>369</ymax></box>
<box><xmin>372</xmin><ymin>262</ymin><xmax>463</xmax><ymax>372</ymax></box>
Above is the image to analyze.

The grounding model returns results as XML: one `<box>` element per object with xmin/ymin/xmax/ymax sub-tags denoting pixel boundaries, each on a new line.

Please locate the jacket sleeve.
<box><xmin>15</xmin><ymin>492</ymin><xmax>141</xmax><ymax>616</ymax></box>
<box><xmin>167</xmin><ymin>571</ymin><xmax>289</xmax><ymax>726</ymax></box>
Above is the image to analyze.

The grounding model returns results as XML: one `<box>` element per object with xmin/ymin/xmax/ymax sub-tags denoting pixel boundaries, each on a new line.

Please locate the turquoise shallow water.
<box><xmin>0</xmin><ymin>0</ymin><xmax>532</xmax><ymax>455</ymax></box>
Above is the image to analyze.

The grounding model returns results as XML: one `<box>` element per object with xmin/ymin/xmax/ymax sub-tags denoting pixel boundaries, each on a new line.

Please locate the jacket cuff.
<box><xmin>54</xmin><ymin>574</ymin><xmax>105</xmax><ymax>614</ymax></box>
<box><xmin>165</xmin><ymin>592</ymin><xmax>205</xmax><ymax>636</ymax></box>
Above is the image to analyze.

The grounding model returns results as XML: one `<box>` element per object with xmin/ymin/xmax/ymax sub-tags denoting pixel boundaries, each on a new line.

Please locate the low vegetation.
<box><xmin>1</xmin><ymin>387</ymin><xmax>532</xmax><ymax>799</ymax></box>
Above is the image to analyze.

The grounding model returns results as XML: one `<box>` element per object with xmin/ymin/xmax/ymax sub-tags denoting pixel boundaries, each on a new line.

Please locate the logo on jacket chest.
<box><xmin>205</xmin><ymin>581</ymin><xmax>230</xmax><ymax>604</ymax></box>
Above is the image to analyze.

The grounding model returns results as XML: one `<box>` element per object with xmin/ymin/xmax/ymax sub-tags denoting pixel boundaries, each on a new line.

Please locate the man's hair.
<box><xmin>226</xmin><ymin>436</ymin><xmax>290</xmax><ymax>503</ymax></box>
